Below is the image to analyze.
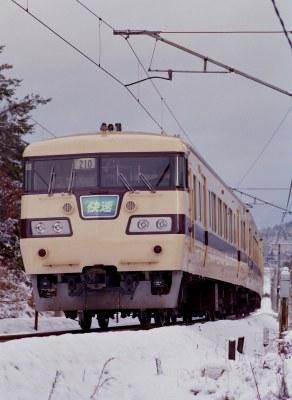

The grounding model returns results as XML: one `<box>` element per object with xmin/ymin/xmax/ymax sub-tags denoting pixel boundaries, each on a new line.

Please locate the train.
<box><xmin>20</xmin><ymin>127</ymin><xmax>263</xmax><ymax>330</ymax></box>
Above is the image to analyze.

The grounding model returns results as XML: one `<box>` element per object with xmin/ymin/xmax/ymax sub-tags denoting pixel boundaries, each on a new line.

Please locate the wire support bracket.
<box><xmin>125</xmin><ymin>70</ymin><xmax>172</xmax><ymax>87</ymax></box>
<box><xmin>114</xmin><ymin>29</ymin><xmax>292</xmax><ymax>98</ymax></box>
<box><xmin>231</xmin><ymin>188</ymin><xmax>292</xmax><ymax>214</ymax></box>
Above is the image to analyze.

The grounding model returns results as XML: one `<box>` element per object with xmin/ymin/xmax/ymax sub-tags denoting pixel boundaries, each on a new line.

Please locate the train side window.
<box><xmin>249</xmin><ymin>228</ymin><xmax>252</xmax><ymax>257</ymax></box>
<box><xmin>228</xmin><ymin>208</ymin><xmax>233</xmax><ymax>243</ymax></box>
<box><xmin>253</xmin><ymin>236</ymin><xmax>258</xmax><ymax>264</ymax></box>
<box><xmin>202</xmin><ymin>180</ymin><xmax>206</xmax><ymax>226</ymax></box>
<box><xmin>193</xmin><ymin>175</ymin><xmax>197</xmax><ymax>220</ymax></box>
<box><xmin>209</xmin><ymin>191</ymin><xmax>212</xmax><ymax>229</ymax></box>
<box><xmin>223</xmin><ymin>203</ymin><xmax>228</xmax><ymax>240</ymax></box>
<box><xmin>214</xmin><ymin>193</ymin><xmax>217</xmax><ymax>233</ymax></box>
<box><xmin>241</xmin><ymin>221</ymin><xmax>246</xmax><ymax>250</ymax></box>
<box><xmin>208</xmin><ymin>192</ymin><xmax>217</xmax><ymax>233</ymax></box>
<box><xmin>233</xmin><ymin>213</ymin><xmax>236</xmax><ymax>245</ymax></box>
<box><xmin>177</xmin><ymin>155</ymin><xmax>188</xmax><ymax>189</ymax></box>
<box><xmin>211</xmin><ymin>192</ymin><xmax>217</xmax><ymax>233</ymax></box>
<box><xmin>198</xmin><ymin>182</ymin><xmax>202</xmax><ymax>223</ymax></box>
<box><xmin>218</xmin><ymin>198</ymin><xmax>222</xmax><ymax>237</ymax></box>
<box><xmin>184</xmin><ymin>158</ymin><xmax>189</xmax><ymax>188</ymax></box>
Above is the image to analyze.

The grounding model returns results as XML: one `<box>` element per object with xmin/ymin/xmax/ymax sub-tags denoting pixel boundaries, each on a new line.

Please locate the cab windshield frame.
<box><xmin>23</xmin><ymin>152</ymin><xmax>188</xmax><ymax>193</ymax></box>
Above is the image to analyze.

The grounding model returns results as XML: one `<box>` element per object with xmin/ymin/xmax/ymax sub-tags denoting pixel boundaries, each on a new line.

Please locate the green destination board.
<box><xmin>80</xmin><ymin>195</ymin><xmax>119</xmax><ymax>218</ymax></box>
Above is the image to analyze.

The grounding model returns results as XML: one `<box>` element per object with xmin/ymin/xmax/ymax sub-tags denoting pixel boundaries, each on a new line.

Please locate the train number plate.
<box><xmin>80</xmin><ymin>195</ymin><xmax>119</xmax><ymax>218</ymax></box>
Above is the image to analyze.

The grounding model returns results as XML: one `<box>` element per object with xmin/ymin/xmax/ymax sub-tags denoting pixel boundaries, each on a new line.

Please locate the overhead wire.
<box><xmin>270</xmin><ymin>0</ymin><xmax>292</xmax><ymax>51</ymax></box>
<box><xmin>232</xmin><ymin>188</ymin><xmax>292</xmax><ymax>214</ymax></box>
<box><xmin>0</xmin><ymin>105</ymin><xmax>55</xmax><ymax>138</ymax></box>
<box><xmin>238</xmin><ymin>187</ymin><xmax>290</xmax><ymax>191</ymax></box>
<box><xmin>237</xmin><ymin>104</ymin><xmax>292</xmax><ymax>186</ymax></box>
<box><xmin>10</xmin><ymin>0</ymin><xmax>292</xmax><ymax>184</ymax></box>
<box><xmin>30</xmin><ymin>117</ymin><xmax>56</xmax><ymax>138</ymax></box>
<box><xmin>10</xmin><ymin>0</ymin><xmax>164</xmax><ymax>133</ymax></box>
<box><xmin>73</xmin><ymin>0</ymin><xmax>192</xmax><ymax>144</ymax></box>
<box><xmin>154</xmin><ymin>30</ymin><xmax>292</xmax><ymax>35</ymax></box>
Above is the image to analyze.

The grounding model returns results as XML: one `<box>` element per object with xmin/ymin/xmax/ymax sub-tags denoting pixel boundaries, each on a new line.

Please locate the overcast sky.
<box><xmin>1</xmin><ymin>0</ymin><xmax>292</xmax><ymax>229</ymax></box>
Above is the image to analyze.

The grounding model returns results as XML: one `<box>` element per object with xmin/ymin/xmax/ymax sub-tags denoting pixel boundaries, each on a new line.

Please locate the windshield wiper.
<box><xmin>119</xmin><ymin>173</ymin><xmax>134</xmax><ymax>192</ymax></box>
<box><xmin>48</xmin><ymin>166</ymin><xmax>56</xmax><ymax>196</ymax></box>
<box><xmin>155</xmin><ymin>163</ymin><xmax>170</xmax><ymax>188</ymax></box>
<box><xmin>139</xmin><ymin>173</ymin><xmax>156</xmax><ymax>193</ymax></box>
<box><xmin>68</xmin><ymin>168</ymin><xmax>76</xmax><ymax>194</ymax></box>
<box><xmin>33</xmin><ymin>169</ymin><xmax>50</xmax><ymax>190</ymax></box>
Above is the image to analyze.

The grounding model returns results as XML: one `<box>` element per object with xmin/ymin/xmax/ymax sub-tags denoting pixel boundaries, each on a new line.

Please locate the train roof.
<box><xmin>23</xmin><ymin>131</ymin><xmax>188</xmax><ymax>157</ymax></box>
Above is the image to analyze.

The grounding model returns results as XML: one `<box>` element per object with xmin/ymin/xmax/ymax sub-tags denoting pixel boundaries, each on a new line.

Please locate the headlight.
<box><xmin>31</xmin><ymin>219</ymin><xmax>71</xmax><ymax>236</ymax></box>
<box><xmin>137</xmin><ymin>219</ymin><xmax>150</xmax><ymax>230</ymax></box>
<box><xmin>35</xmin><ymin>222</ymin><xmax>45</xmax><ymax>234</ymax></box>
<box><xmin>52</xmin><ymin>221</ymin><xmax>64</xmax><ymax>233</ymax></box>
<box><xmin>128</xmin><ymin>216</ymin><xmax>172</xmax><ymax>233</ymax></box>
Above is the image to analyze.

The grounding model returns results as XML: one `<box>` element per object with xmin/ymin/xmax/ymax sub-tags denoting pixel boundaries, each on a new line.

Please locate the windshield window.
<box><xmin>100</xmin><ymin>156</ymin><xmax>174</xmax><ymax>189</ymax></box>
<box><xmin>25</xmin><ymin>157</ymin><xmax>98</xmax><ymax>192</ymax></box>
<box><xmin>24</xmin><ymin>153</ymin><xmax>186</xmax><ymax>193</ymax></box>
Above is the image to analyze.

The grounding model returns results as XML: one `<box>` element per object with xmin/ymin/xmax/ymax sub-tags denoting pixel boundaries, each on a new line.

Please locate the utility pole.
<box><xmin>279</xmin><ymin>267</ymin><xmax>290</xmax><ymax>334</ymax></box>
<box><xmin>277</xmin><ymin>243</ymin><xmax>281</xmax><ymax>311</ymax></box>
<box><xmin>271</xmin><ymin>243</ymin><xmax>292</xmax><ymax>312</ymax></box>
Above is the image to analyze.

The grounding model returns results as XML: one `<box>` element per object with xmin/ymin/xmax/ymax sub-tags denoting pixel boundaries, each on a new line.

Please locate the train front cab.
<box><xmin>20</xmin><ymin>143</ymin><xmax>190</xmax><ymax>328</ymax></box>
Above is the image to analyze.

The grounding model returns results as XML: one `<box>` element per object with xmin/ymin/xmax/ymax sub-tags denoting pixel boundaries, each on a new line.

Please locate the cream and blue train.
<box><xmin>20</xmin><ymin>130</ymin><xmax>263</xmax><ymax>329</ymax></box>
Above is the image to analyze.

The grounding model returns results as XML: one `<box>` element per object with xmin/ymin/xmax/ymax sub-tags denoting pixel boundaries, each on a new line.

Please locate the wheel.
<box><xmin>97</xmin><ymin>317</ymin><xmax>109</xmax><ymax>330</ymax></box>
<box><xmin>138</xmin><ymin>311</ymin><xmax>151</xmax><ymax>330</ymax></box>
<box><xmin>154</xmin><ymin>311</ymin><xmax>166</xmax><ymax>327</ymax></box>
<box><xmin>165</xmin><ymin>313</ymin><xmax>170</xmax><ymax>325</ymax></box>
<box><xmin>170</xmin><ymin>312</ymin><xmax>177</xmax><ymax>324</ymax></box>
<box><xmin>78</xmin><ymin>311</ymin><xmax>92</xmax><ymax>331</ymax></box>
<box><xmin>183</xmin><ymin>311</ymin><xmax>192</xmax><ymax>324</ymax></box>
<box><xmin>64</xmin><ymin>310</ymin><xmax>77</xmax><ymax>320</ymax></box>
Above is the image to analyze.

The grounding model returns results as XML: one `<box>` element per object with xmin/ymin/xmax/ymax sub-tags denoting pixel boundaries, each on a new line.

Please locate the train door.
<box><xmin>236</xmin><ymin>210</ymin><xmax>240</xmax><ymax>277</ymax></box>
<box><xmin>201</xmin><ymin>174</ymin><xmax>208</xmax><ymax>267</ymax></box>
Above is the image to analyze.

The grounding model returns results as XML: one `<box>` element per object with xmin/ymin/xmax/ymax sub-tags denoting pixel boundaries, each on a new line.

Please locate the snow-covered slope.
<box><xmin>1</xmin><ymin>300</ymin><xmax>291</xmax><ymax>400</ymax></box>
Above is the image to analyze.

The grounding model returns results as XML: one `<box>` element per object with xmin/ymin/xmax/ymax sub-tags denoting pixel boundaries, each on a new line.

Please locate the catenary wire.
<box><xmin>232</xmin><ymin>188</ymin><xmax>292</xmax><ymax>214</ymax></box>
<box><xmin>10</xmin><ymin>0</ymin><xmax>164</xmax><ymax>133</ymax></box>
<box><xmin>270</xmin><ymin>0</ymin><xmax>292</xmax><ymax>51</ymax></box>
<box><xmin>238</xmin><ymin>187</ymin><xmax>290</xmax><ymax>191</ymax></box>
<box><xmin>74</xmin><ymin>0</ymin><xmax>192</xmax><ymax>144</ymax></box>
<box><xmin>237</xmin><ymin>104</ymin><xmax>292</xmax><ymax>186</ymax></box>
<box><xmin>0</xmin><ymin>106</ymin><xmax>55</xmax><ymax>139</ymax></box>
<box><xmin>153</xmin><ymin>30</ymin><xmax>292</xmax><ymax>35</ymax></box>
<box><xmin>30</xmin><ymin>117</ymin><xmax>57</xmax><ymax>138</ymax></box>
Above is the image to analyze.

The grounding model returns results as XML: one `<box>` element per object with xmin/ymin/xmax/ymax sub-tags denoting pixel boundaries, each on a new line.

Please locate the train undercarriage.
<box><xmin>32</xmin><ymin>267</ymin><xmax>261</xmax><ymax>331</ymax></box>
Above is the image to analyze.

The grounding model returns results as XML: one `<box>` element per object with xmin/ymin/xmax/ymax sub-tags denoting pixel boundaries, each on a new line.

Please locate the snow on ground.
<box><xmin>0</xmin><ymin>267</ymin><xmax>291</xmax><ymax>400</ymax></box>
<box><xmin>0</xmin><ymin>298</ymin><xmax>290</xmax><ymax>400</ymax></box>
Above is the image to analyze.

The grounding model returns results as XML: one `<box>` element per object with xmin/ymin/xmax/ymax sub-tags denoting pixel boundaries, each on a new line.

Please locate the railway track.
<box><xmin>0</xmin><ymin>317</ymin><xmax>209</xmax><ymax>343</ymax></box>
<box><xmin>0</xmin><ymin>323</ymin><xmax>143</xmax><ymax>343</ymax></box>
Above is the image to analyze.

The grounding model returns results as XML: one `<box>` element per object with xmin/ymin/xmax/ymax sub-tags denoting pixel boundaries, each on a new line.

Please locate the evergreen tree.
<box><xmin>0</xmin><ymin>45</ymin><xmax>50</xmax><ymax>264</ymax></box>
